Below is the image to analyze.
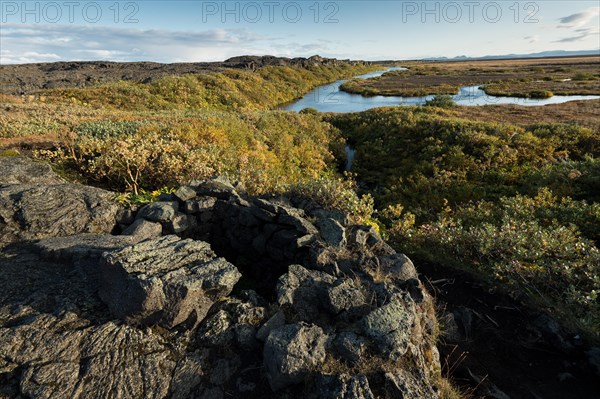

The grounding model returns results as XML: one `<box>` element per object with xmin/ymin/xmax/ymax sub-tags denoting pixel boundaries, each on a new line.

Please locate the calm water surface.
<box><xmin>284</xmin><ymin>68</ymin><xmax>600</xmax><ymax>113</ymax></box>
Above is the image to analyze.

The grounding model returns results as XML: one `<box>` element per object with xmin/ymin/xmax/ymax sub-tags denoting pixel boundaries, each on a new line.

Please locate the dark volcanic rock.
<box><xmin>378</xmin><ymin>253</ymin><xmax>418</xmax><ymax>282</ymax></box>
<box><xmin>332</xmin><ymin>332</ymin><xmax>367</xmax><ymax>364</ymax></box>
<box><xmin>0</xmin><ymin>310</ymin><xmax>178</xmax><ymax>399</ymax></box>
<box><xmin>0</xmin><ymin>183</ymin><xmax>120</xmax><ymax>245</ymax></box>
<box><xmin>34</xmin><ymin>233</ymin><xmax>135</xmax><ymax>260</ymax></box>
<box><xmin>0</xmin><ymin>158</ymin><xmax>441</xmax><ymax>398</ymax></box>
<box><xmin>263</xmin><ymin>323</ymin><xmax>328</xmax><ymax>391</ymax></box>
<box><xmin>276</xmin><ymin>264</ymin><xmax>336</xmax><ymax>321</ymax></box>
<box><xmin>174</xmin><ymin>185</ymin><xmax>197</xmax><ymax>202</ymax></box>
<box><xmin>361</xmin><ymin>293</ymin><xmax>416</xmax><ymax>361</ymax></box>
<box><xmin>0</xmin><ymin>244</ymin><xmax>195</xmax><ymax>399</ymax></box>
<box><xmin>317</xmin><ymin>374</ymin><xmax>374</xmax><ymax>399</ymax></box>
<box><xmin>316</xmin><ymin>217</ymin><xmax>346</xmax><ymax>247</ymax></box>
<box><xmin>121</xmin><ymin>218</ymin><xmax>163</xmax><ymax>242</ymax></box>
<box><xmin>0</xmin><ymin>56</ymin><xmax>369</xmax><ymax>95</ymax></box>
<box><xmin>0</xmin><ymin>156</ymin><xmax>65</xmax><ymax>185</ymax></box>
<box><xmin>587</xmin><ymin>347</ymin><xmax>600</xmax><ymax>376</ymax></box>
<box><xmin>384</xmin><ymin>370</ymin><xmax>438</xmax><ymax>399</ymax></box>
<box><xmin>136</xmin><ymin>201</ymin><xmax>179</xmax><ymax>223</ymax></box>
<box><xmin>99</xmin><ymin>235</ymin><xmax>241</xmax><ymax>329</ymax></box>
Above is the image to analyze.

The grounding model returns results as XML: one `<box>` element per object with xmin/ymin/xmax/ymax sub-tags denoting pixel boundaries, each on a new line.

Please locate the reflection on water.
<box><xmin>284</xmin><ymin>68</ymin><xmax>600</xmax><ymax>113</ymax></box>
<box><xmin>344</xmin><ymin>145</ymin><xmax>356</xmax><ymax>171</ymax></box>
<box><xmin>453</xmin><ymin>85</ymin><xmax>600</xmax><ymax>106</ymax></box>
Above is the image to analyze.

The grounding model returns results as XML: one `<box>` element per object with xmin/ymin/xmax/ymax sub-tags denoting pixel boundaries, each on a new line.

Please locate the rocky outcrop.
<box><xmin>99</xmin><ymin>235</ymin><xmax>241</xmax><ymax>329</ymax></box>
<box><xmin>0</xmin><ymin>56</ymin><xmax>370</xmax><ymax>95</ymax></box>
<box><xmin>0</xmin><ymin>157</ymin><xmax>441</xmax><ymax>398</ymax></box>
<box><xmin>0</xmin><ymin>159</ymin><xmax>121</xmax><ymax>244</ymax></box>
<box><xmin>263</xmin><ymin>323</ymin><xmax>328</xmax><ymax>391</ymax></box>
<box><xmin>0</xmin><ymin>156</ymin><xmax>65</xmax><ymax>185</ymax></box>
<box><xmin>223</xmin><ymin>55</ymin><xmax>369</xmax><ymax>71</ymax></box>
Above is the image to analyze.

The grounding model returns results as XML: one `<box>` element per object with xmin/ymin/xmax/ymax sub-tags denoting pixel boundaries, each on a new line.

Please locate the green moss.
<box><xmin>0</xmin><ymin>149</ymin><xmax>21</xmax><ymax>157</ymax></box>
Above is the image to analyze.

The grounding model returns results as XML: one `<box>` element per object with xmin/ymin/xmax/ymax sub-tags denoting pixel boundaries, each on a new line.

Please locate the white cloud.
<box><xmin>0</xmin><ymin>23</ymin><xmax>276</xmax><ymax>64</ymax></box>
<box><xmin>554</xmin><ymin>7</ymin><xmax>600</xmax><ymax>45</ymax></box>
<box><xmin>554</xmin><ymin>27</ymin><xmax>600</xmax><ymax>43</ymax></box>
<box><xmin>0</xmin><ymin>49</ymin><xmax>61</xmax><ymax>64</ymax></box>
<box><xmin>0</xmin><ymin>23</ymin><xmax>343</xmax><ymax>64</ymax></box>
<box><xmin>524</xmin><ymin>35</ymin><xmax>539</xmax><ymax>44</ymax></box>
<box><xmin>557</xmin><ymin>7</ymin><xmax>599</xmax><ymax>28</ymax></box>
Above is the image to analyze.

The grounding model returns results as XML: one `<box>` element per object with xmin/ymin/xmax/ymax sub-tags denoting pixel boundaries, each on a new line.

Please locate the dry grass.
<box><xmin>447</xmin><ymin>99</ymin><xmax>600</xmax><ymax>133</ymax></box>
<box><xmin>342</xmin><ymin>56</ymin><xmax>600</xmax><ymax>97</ymax></box>
<box><xmin>437</xmin><ymin>376</ymin><xmax>472</xmax><ymax>399</ymax></box>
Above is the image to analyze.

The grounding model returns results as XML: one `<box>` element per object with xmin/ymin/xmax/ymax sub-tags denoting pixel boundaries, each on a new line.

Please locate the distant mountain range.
<box><xmin>423</xmin><ymin>49</ymin><xmax>599</xmax><ymax>61</ymax></box>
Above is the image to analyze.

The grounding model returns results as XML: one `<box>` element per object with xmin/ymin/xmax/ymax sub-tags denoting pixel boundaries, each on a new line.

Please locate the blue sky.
<box><xmin>1</xmin><ymin>1</ymin><xmax>599</xmax><ymax>63</ymax></box>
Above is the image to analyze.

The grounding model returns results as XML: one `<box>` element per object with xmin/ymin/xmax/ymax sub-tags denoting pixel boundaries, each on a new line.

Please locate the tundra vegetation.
<box><xmin>1</xmin><ymin>64</ymin><xmax>377</xmax><ymax>197</ymax></box>
<box><xmin>340</xmin><ymin>56</ymin><xmax>600</xmax><ymax>98</ymax></box>
<box><xmin>326</xmin><ymin>106</ymin><xmax>600</xmax><ymax>336</ymax></box>
<box><xmin>1</xmin><ymin>59</ymin><xmax>599</xmax><ymax>343</ymax></box>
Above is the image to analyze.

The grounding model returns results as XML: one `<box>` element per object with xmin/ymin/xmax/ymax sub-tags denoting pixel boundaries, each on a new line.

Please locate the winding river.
<box><xmin>284</xmin><ymin>67</ymin><xmax>600</xmax><ymax>113</ymax></box>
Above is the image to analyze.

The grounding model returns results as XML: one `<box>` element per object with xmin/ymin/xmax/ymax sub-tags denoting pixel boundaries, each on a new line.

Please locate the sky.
<box><xmin>1</xmin><ymin>0</ymin><xmax>599</xmax><ymax>63</ymax></box>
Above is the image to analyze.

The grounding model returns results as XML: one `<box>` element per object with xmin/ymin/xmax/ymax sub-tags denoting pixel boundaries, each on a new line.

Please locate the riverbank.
<box><xmin>338</xmin><ymin>56</ymin><xmax>600</xmax><ymax>99</ymax></box>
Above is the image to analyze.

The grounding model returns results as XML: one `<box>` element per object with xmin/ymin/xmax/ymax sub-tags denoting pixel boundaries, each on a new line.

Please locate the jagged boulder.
<box><xmin>263</xmin><ymin>323</ymin><xmax>328</xmax><ymax>391</ymax></box>
<box><xmin>0</xmin><ymin>160</ymin><xmax>442</xmax><ymax>398</ymax></box>
<box><xmin>136</xmin><ymin>201</ymin><xmax>179</xmax><ymax>223</ymax></box>
<box><xmin>332</xmin><ymin>332</ymin><xmax>367</xmax><ymax>364</ymax></box>
<box><xmin>316</xmin><ymin>218</ymin><xmax>346</xmax><ymax>247</ymax></box>
<box><xmin>378</xmin><ymin>253</ymin><xmax>419</xmax><ymax>282</ymax></box>
<box><xmin>384</xmin><ymin>370</ymin><xmax>438</xmax><ymax>399</ymax></box>
<box><xmin>0</xmin><ymin>183</ymin><xmax>120</xmax><ymax>245</ymax></box>
<box><xmin>317</xmin><ymin>374</ymin><xmax>375</xmax><ymax>399</ymax></box>
<box><xmin>121</xmin><ymin>218</ymin><xmax>163</xmax><ymax>242</ymax></box>
<box><xmin>0</xmin><ymin>156</ymin><xmax>65</xmax><ymax>185</ymax></box>
<box><xmin>99</xmin><ymin>235</ymin><xmax>241</xmax><ymax>329</ymax></box>
<box><xmin>276</xmin><ymin>264</ymin><xmax>336</xmax><ymax>320</ymax></box>
<box><xmin>0</xmin><ymin>240</ymin><xmax>205</xmax><ymax>399</ymax></box>
<box><xmin>0</xmin><ymin>310</ymin><xmax>177</xmax><ymax>399</ymax></box>
<box><xmin>190</xmin><ymin>293</ymin><xmax>270</xmax><ymax>396</ymax></box>
<box><xmin>361</xmin><ymin>293</ymin><xmax>416</xmax><ymax>361</ymax></box>
<box><xmin>277</xmin><ymin>264</ymin><xmax>368</xmax><ymax>322</ymax></box>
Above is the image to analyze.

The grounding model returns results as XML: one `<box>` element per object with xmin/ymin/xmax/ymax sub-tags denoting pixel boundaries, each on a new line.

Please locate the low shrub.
<box><xmin>327</xmin><ymin>107</ymin><xmax>600</xmax><ymax>334</ymax></box>
<box><xmin>44</xmin><ymin>64</ymin><xmax>381</xmax><ymax>112</ymax></box>
<box><xmin>529</xmin><ymin>90</ymin><xmax>554</xmax><ymax>99</ymax></box>
<box><xmin>48</xmin><ymin>110</ymin><xmax>341</xmax><ymax>196</ymax></box>
<box><xmin>425</xmin><ymin>95</ymin><xmax>457</xmax><ymax>108</ymax></box>
<box><xmin>286</xmin><ymin>173</ymin><xmax>376</xmax><ymax>225</ymax></box>
<box><xmin>401</xmin><ymin>190</ymin><xmax>600</xmax><ymax>332</ymax></box>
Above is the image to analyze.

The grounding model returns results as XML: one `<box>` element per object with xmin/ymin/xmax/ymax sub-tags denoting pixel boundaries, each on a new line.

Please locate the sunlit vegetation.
<box><xmin>32</xmin><ymin>110</ymin><xmax>341</xmax><ymax>196</ymax></box>
<box><xmin>42</xmin><ymin>64</ymin><xmax>380</xmax><ymax>111</ymax></box>
<box><xmin>339</xmin><ymin>57</ymin><xmax>600</xmax><ymax>98</ymax></box>
<box><xmin>326</xmin><ymin>107</ymin><xmax>600</xmax><ymax>334</ymax></box>
<box><xmin>425</xmin><ymin>95</ymin><xmax>456</xmax><ymax>108</ymax></box>
<box><xmin>285</xmin><ymin>173</ymin><xmax>377</xmax><ymax>226</ymax></box>
<box><xmin>483</xmin><ymin>79</ymin><xmax>600</xmax><ymax>97</ymax></box>
<box><xmin>2</xmin><ymin>64</ymin><xmax>384</xmax><ymax>196</ymax></box>
<box><xmin>2</xmin><ymin>59</ymin><xmax>599</xmax><ymax>336</ymax></box>
<box><xmin>341</xmin><ymin>75</ymin><xmax>459</xmax><ymax>97</ymax></box>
